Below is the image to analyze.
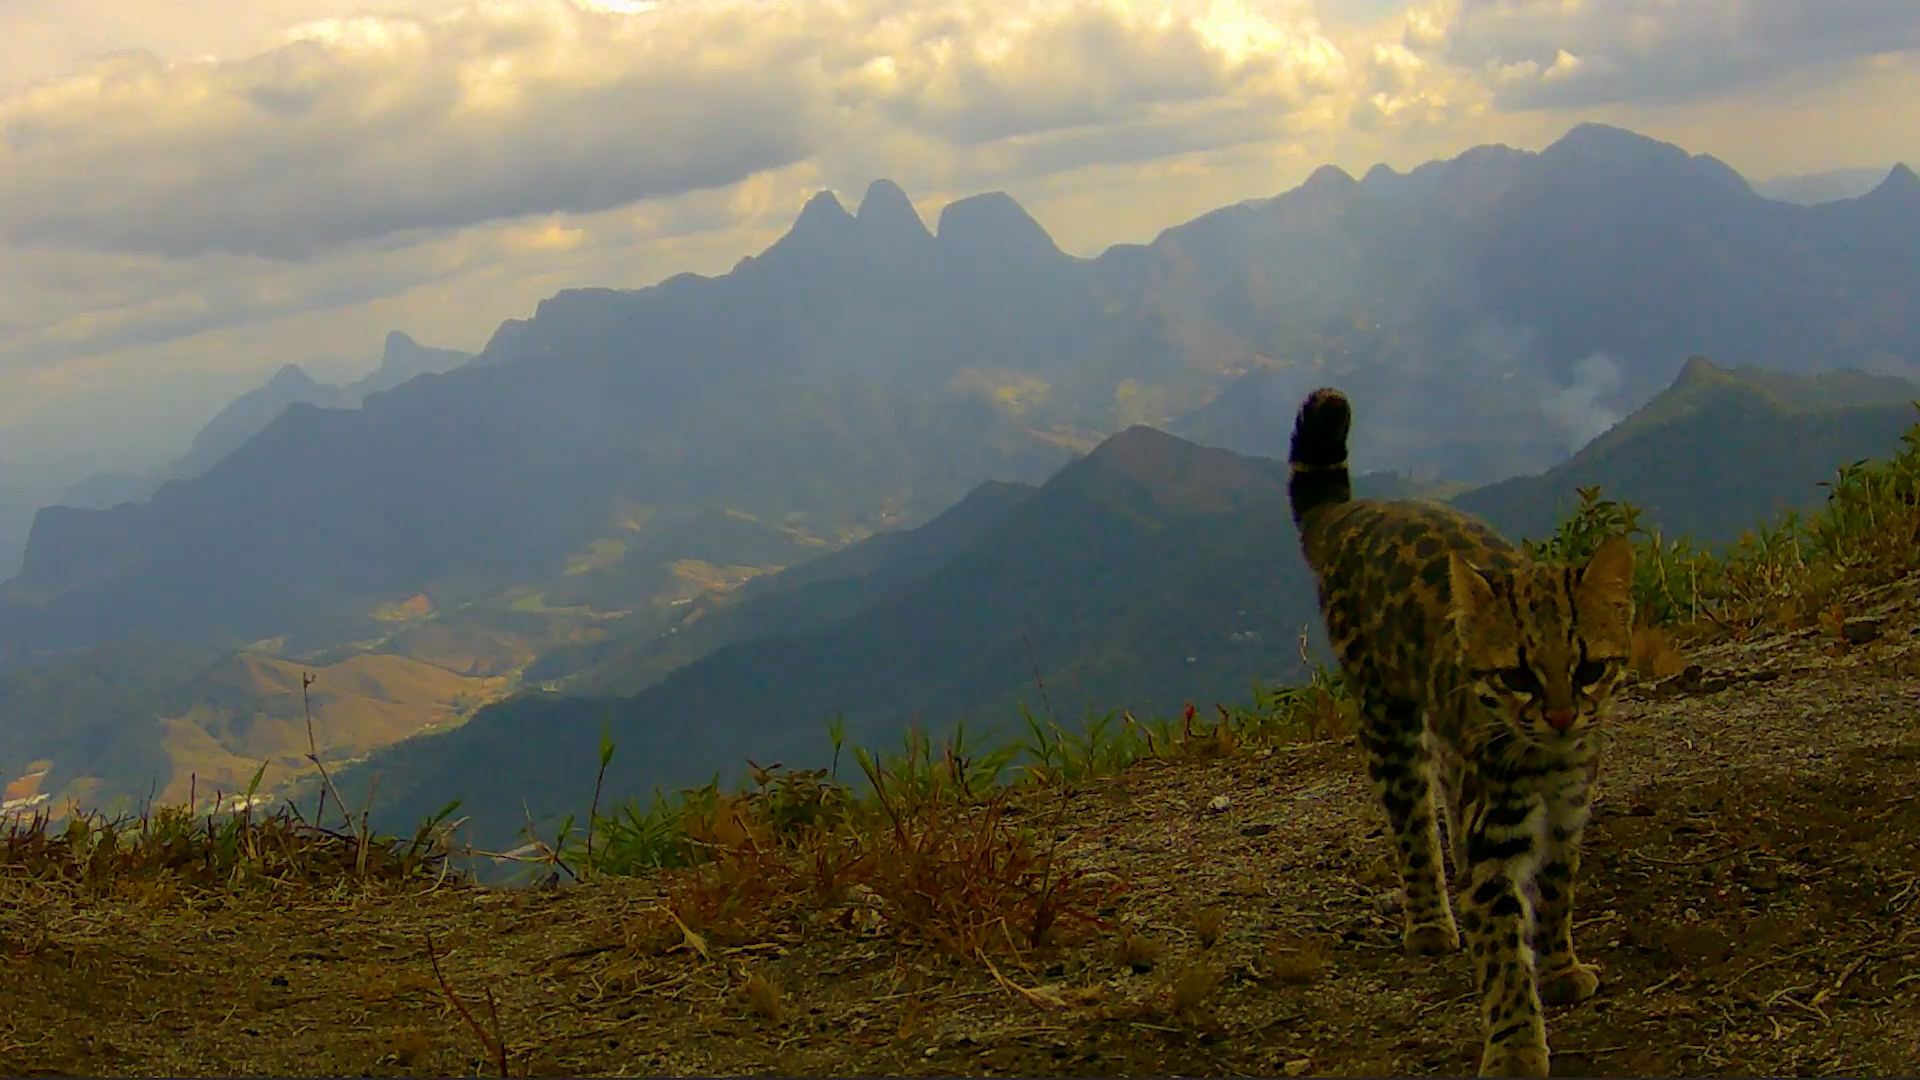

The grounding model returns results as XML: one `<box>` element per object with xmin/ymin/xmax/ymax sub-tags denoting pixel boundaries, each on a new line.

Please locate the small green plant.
<box><xmin>1517</xmin><ymin>408</ymin><xmax>1920</xmax><ymax>638</ymax></box>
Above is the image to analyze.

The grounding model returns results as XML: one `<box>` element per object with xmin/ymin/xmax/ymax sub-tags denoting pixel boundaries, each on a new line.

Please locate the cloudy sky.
<box><xmin>2</xmin><ymin>0</ymin><xmax>1917</xmax><ymax>446</ymax></box>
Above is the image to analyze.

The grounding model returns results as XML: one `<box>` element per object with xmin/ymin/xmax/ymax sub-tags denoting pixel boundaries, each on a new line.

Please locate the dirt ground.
<box><xmin>3</xmin><ymin>589</ymin><xmax>1919</xmax><ymax>1078</ymax></box>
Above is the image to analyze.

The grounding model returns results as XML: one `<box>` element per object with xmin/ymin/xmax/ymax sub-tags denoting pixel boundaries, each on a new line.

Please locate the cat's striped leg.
<box><xmin>1357</xmin><ymin>696</ymin><xmax>1459</xmax><ymax>955</ymax></box>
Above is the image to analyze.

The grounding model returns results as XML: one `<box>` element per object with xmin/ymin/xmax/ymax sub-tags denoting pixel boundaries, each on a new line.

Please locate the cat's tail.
<box><xmin>1287</xmin><ymin>388</ymin><xmax>1352</xmax><ymax>528</ymax></box>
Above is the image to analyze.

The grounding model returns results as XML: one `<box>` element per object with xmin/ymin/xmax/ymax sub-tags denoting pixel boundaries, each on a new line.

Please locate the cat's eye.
<box><xmin>1573</xmin><ymin>659</ymin><xmax>1608</xmax><ymax>687</ymax></box>
<box><xmin>1497</xmin><ymin>667</ymin><xmax>1542</xmax><ymax>695</ymax></box>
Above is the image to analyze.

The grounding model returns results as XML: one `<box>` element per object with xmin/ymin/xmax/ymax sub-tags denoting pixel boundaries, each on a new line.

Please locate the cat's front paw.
<box><xmin>1404</xmin><ymin>921</ymin><xmax>1460</xmax><ymax>955</ymax></box>
<box><xmin>1539</xmin><ymin>961</ymin><xmax>1602</xmax><ymax>1006</ymax></box>
<box><xmin>1477</xmin><ymin>1043</ymin><xmax>1550</xmax><ymax>1078</ymax></box>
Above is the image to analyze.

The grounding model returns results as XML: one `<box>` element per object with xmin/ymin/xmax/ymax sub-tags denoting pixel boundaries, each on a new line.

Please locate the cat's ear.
<box><xmin>1579</xmin><ymin>533</ymin><xmax>1634</xmax><ymax>600</ymax></box>
<box><xmin>1576</xmin><ymin>533</ymin><xmax>1636</xmax><ymax>647</ymax></box>
<box><xmin>1448</xmin><ymin>552</ymin><xmax>1498</xmax><ymax>622</ymax></box>
<box><xmin>1451</xmin><ymin>556</ymin><xmax>1521</xmax><ymax>667</ymax></box>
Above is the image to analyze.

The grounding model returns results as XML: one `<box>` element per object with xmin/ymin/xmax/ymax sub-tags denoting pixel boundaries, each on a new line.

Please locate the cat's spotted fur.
<box><xmin>1286</xmin><ymin>388</ymin><xmax>1633</xmax><ymax>1078</ymax></box>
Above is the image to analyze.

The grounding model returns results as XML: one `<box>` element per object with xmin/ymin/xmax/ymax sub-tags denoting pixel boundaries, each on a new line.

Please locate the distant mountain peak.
<box><xmin>855</xmin><ymin>179</ymin><xmax>932</xmax><ymax>241</ymax></box>
<box><xmin>1867</xmin><ymin>162</ymin><xmax>1920</xmax><ymax>202</ymax></box>
<box><xmin>264</xmin><ymin>363</ymin><xmax>317</xmax><ymax>392</ymax></box>
<box><xmin>1079</xmin><ymin>425</ymin><xmax>1286</xmax><ymax>514</ymax></box>
<box><xmin>1674</xmin><ymin>354</ymin><xmax>1725</xmax><ymax>386</ymax></box>
<box><xmin>1298</xmin><ymin>163</ymin><xmax>1358</xmax><ymax>196</ymax></box>
<box><xmin>1361</xmin><ymin>163</ymin><xmax>1399</xmax><ymax>186</ymax></box>
<box><xmin>750</xmin><ymin>189</ymin><xmax>858</xmax><ymax>267</ymax></box>
<box><xmin>934</xmin><ymin>191</ymin><xmax>1064</xmax><ymax>262</ymax></box>
<box><xmin>1540</xmin><ymin>122</ymin><xmax>1751</xmax><ymax>196</ymax></box>
<box><xmin>384</xmin><ymin>329</ymin><xmax>417</xmax><ymax>351</ymax></box>
<box><xmin>1550</xmin><ymin>122</ymin><xmax>1668</xmax><ymax>153</ymax></box>
<box><xmin>791</xmin><ymin>190</ymin><xmax>854</xmax><ymax>235</ymax></box>
<box><xmin>1543</xmin><ymin>123</ymin><xmax>1688</xmax><ymax>168</ymax></box>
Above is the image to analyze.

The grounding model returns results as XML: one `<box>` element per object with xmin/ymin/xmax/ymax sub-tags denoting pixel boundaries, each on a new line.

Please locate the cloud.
<box><xmin>0</xmin><ymin>3</ymin><xmax>824</xmax><ymax>259</ymax></box>
<box><xmin>1410</xmin><ymin>0</ymin><xmax>1920</xmax><ymax>110</ymax></box>
<box><xmin>0</xmin><ymin>0</ymin><xmax>1348</xmax><ymax>260</ymax></box>
<box><xmin>1541</xmin><ymin>351</ymin><xmax>1625</xmax><ymax>452</ymax></box>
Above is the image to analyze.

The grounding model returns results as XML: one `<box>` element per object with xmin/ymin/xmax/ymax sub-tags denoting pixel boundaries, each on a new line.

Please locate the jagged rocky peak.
<box><xmin>934</xmin><ymin>191</ymin><xmax>1063</xmax><ymax>261</ymax></box>
<box><xmin>790</xmin><ymin>189</ymin><xmax>854</xmax><ymax>235</ymax></box>
<box><xmin>1297</xmin><ymin>163</ymin><xmax>1358</xmax><ymax>196</ymax></box>
<box><xmin>855</xmin><ymin>179</ymin><xmax>932</xmax><ymax>241</ymax></box>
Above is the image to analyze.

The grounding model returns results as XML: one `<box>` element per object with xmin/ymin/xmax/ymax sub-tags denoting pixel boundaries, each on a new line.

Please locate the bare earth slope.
<box><xmin>3</xmin><ymin>582</ymin><xmax>1918</xmax><ymax>1077</ymax></box>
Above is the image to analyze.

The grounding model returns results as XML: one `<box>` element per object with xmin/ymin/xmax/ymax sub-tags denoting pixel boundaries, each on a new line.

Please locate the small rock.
<box><xmin>1208</xmin><ymin>795</ymin><xmax>1233</xmax><ymax>813</ymax></box>
<box><xmin>1284</xmin><ymin>1057</ymin><xmax>1314</xmax><ymax>1076</ymax></box>
<box><xmin>1843</xmin><ymin>617</ymin><xmax>1884</xmax><ymax>645</ymax></box>
<box><xmin>1240</xmin><ymin>822</ymin><xmax>1274</xmax><ymax>837</ymax></box>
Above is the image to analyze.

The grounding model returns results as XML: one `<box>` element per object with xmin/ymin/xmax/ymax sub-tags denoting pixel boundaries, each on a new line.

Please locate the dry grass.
<box><xmin>0</xmin><ymin>798</ymin><xmax>453</xmax><ymax>897</ymax></box>
<box><xmin>1630</xmin><ymin>623</ymin><xmax>1691</xmax><ymax>680</ymax></box>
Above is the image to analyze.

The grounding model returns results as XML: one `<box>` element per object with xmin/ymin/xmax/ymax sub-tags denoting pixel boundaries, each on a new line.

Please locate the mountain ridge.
<box><xmin>8</xmin><ymin>122</ymin><xmax>1920</xmax><ymax>678</ymax></box>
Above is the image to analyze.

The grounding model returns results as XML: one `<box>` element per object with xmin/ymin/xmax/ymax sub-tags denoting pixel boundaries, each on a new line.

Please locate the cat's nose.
<box><xmin>1545</xmin><ymin>708</ymin><xmax>1577</xmax><ymax>731</ymax></box>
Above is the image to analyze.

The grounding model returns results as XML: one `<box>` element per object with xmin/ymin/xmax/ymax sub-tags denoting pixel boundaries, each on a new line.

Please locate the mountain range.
<box><xmin>333</xmin><ymin>357</ymin><xmax>1918</xmax><ymax>848</ymax></box>
<box><xmin>9</xmin><ymin>123</ymin><xmax>1920</xmax><ymax>664</ymax></box>
<box><xmin>2</xmin><ymin>121</ymin><xmax>1917</xmax><ymax>829</ymax></box>
<box><xmin>54</xmin><ymin>331</ymin><xmax>475</xmax><ymax>512</ymax></box>
<box><xmin>1753</xmin><ymin>166</ymin><xmax>1899</xmax><ymax>205</ymax></box>
<box><xmin>0</xmin><ymin>332</ymin><xmax>473</xmax><ymax>582</ymax></box>
<box><xmin>1458</xmin><ymin>356</ymin><xmax>1920</xmax><ymax>544</ymax></box>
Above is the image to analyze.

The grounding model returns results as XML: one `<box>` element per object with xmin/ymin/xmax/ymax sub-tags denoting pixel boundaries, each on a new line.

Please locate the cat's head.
<box><xmin>1448</xmin><ymin>533</ymin><xmax>1635</xmax><ymax>745</ymax></box>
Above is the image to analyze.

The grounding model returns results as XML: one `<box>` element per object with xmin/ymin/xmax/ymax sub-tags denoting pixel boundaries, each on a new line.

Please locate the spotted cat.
<box><xmin>1286</xmin><ymin>387</ymin><xmax>1633</xmax><ymax>1078</ymax></box>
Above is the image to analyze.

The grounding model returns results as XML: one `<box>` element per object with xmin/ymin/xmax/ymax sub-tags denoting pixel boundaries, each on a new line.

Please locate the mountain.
<box><xmin>1753</xmin><ymin>166</ymin><xmax>1895</xmax><ymax>205</ymax></box>
<box><xmin>7</xmin><ymin>123</ymin><xmax>1920</xmax><ymax>697</ymax></box>
<box><xmin>350</xmin><ymin>347</ymin><xmax>1920</xmax><ymax>848</ymax></box>
<box><xmin>0</xmin><ymin>483</ymin><xmax>36</xmax><ymax>590</ymax></box>
<box><xmin>0</xmin><ymin>637</ymin><xmax>219</xmax><ymax>813</ymax></box>
<box><xmin>54</xmin><ymin>331</ymin><xmax>475</xmax><ymax>513</ymax></box>
<box><xmin>341</xmin><ymin>428</ymin><xmax>1430</xmax><ymax>846</ymax></box>
<box><xmin>1167</xmin><ymin>128</ymin><xmax>1920</xmax><ymax>478</ymax></box>
<box><xmin>1455</xmin><ymin>357</ymin><xmax>1919</xmax><ymax>547</ymax></box>
<box><xmin>523</xmin><ymin>479</ymin><xmax>1042</xmax><ymax>695</ymax></box>
<box><xmin>0</xmin><ymin>637</ymin><xmax>509</xmax><ymax>817</ymax></box>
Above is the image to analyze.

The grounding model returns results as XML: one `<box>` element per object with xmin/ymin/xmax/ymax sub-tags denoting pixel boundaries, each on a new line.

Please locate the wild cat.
<box><xmin>1285</xmin><ymin>387</ymin><xmax>1633</xmax><ymax>1078</ymax></box>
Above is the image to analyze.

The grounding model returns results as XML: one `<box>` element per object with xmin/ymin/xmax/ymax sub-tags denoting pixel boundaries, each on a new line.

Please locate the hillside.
<box><xmin>525</xmin><ymin>480</ymin><xmax>1043</xmax><ymax>695</ymax></box>
<box><xmin>2</xmin><ymin>579</ymin><xmax>1915</xmax><ymax>1077</ymax></box>
<box><xmin>11</xmin><ymin>352</ymin><xmax>1903</xmax><ymax>834</ymax></box>
<box><xmin>2</xmin><ymin>372</ymin><xmax>1065</xmax><ymax>657</ymax></box>
<box><xmin>1456</xmin><ymin>357</ymin><xmax>1919</xmax><ymax>545</ymax></box>
<box><xmin>0</xmin><ymin>643</ymin><xmax>510</xmax><ymax>818</ymax></box>
<box><xmin>344</xmin><ymin>345</ymin><xmax>1920</xmax><ymax>851</ymax></box>
<box><xmin>51</xmin><ymin>332</ymin><xmax>476</xmax><ymax>514</ymax></box>
<box><xmin>8</xmin><ymin>125</ymin><xmax>1920</xmax><ymax>663</ymax></box>
<box><xmin>341</xmin><ymin>427</ymin><xmax>1428</xmax><ymax>848</ymax></box>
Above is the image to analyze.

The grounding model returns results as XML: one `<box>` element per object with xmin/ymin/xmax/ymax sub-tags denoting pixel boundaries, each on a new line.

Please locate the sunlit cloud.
<box><xmin>0</xmin><ymin>0</ymin><xmax>1914</xmax><ymax>437</ymax></box>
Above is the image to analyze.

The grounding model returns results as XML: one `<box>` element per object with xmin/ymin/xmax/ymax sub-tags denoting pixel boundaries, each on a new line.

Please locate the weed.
<box><xmin>742</xmin><ymin>969</ymin><xmax>786</xmax><ymax>1024</ymax></box>
<box><xmin>1169</xmin><ymin>961</ymin><xmax>1220</xmax><ymax>1016</ymax></box>
<box><xmin>1258</xmin><ymin>934</ymin><xmax>1330</xmax><ymax>985</ymax></box>
<box><xmin>1194</xmin><ymin>905</ymin><xmax>1227</xmax><ymax>949</ymax></box>
<box><xmin>1120</xmin><ymin>930</ymin><xmax>1164</xmax><ymax>973</ymax></box>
